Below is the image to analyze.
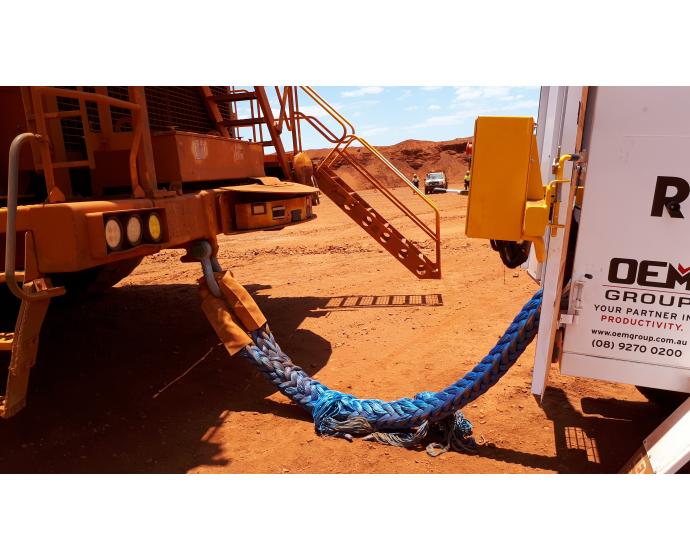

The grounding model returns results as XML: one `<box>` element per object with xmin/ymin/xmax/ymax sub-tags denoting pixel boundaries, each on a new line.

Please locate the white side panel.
<box><xmin>561</xmin><ymin>353</ymin><xmax>690</xmax><ymax>392</ymax></box>
<box><xmin>561</xmin><ymin>87</ymin><xmax>690</xmax><ymax>391</ymax></box>
<box><xmin>530</xmin><ymin>87</ymin><xmax>583</xmax><ymax>397</ymax></box>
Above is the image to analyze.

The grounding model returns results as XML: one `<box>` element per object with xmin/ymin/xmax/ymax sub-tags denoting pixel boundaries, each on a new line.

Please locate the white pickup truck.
<box><xmin>424</xmin><ymin>171</ymin><xmax>448</xmax><ymax>194</ymax></box>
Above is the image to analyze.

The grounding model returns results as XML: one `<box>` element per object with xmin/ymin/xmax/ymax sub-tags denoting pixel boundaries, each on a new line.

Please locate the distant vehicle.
<box><xmin>424</xmin><ymin>171</ymin><xmax>448</xmax><ymax>194</ymax></box>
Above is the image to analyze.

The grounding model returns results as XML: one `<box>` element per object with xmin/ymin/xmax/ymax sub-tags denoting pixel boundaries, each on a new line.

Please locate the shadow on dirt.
<box><xmin>318</xmin><ymin>293</ymin><xmax>443</xmax><ymax>310</ymax></box>
<box><xmin>0</xmin><ymin>282</ymin><xmax>330</xmax><ymax>473</ymax></box>
<box><xmin>474</xmin><ymin>386</ymin><xmax>671</xmax><ymax>473</ymax></box>
<box><xmin>0</xmin><ymin>282</ymin><xmax>444</xmax><ymax>473</ymax></box>
<box><xmin>4</xmin><ymin>280</ymin><xmax>668</xmax><ymax>474</ymax></box>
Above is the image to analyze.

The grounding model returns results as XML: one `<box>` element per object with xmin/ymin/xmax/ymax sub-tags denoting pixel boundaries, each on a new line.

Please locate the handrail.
<box><xmin>294</xmin><ymin>86</ymin><xmax>441</xmax><ymax>272</ymax></box>
<box><xmin>4</xmin><ymin>133</ymin><xmax>65</xmax><ymax>301</ymax></box>
<box><xmin>33</xmin><ymin>87</ymin><xmax>142</xmax><ymax>112</ymax></box>
<box><xmin>299</xmin><ymin>86</ymin><xmax>354</xmax><ymax>143</ymax></box>
<box><xmin>294</xmin><ymin>112</ymin><xmax>342</xmax><ymax>145</ymax></box>
<box><xmin>31</xmin><ymin>87</ymin><xmax>145</xmax><ymax>199</ymax></box>
<box><xmin>296</xmin><ymin>87</ymin><xmax>439</xmax><ymax>229</ymax></box>
<box><xmin>354</xmin><ymin>135</ymin><xmax>440</xmax><ymax>222</ymax></box>
<box><xmin>337</xmin><ymin>146</ymin><xmax>436</xmax><ymax>239</ymax></box>
<box><xmin>274</xmin><ymin>86</ymin><xmax>292</xmax><ymax>133</ymax></box>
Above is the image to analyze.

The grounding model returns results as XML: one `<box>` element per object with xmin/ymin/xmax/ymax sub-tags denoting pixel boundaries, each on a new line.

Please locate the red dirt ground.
<box><xmin>0</xmin><ymin>182</ymin><xmax>675</xmax><ymax>473</ymax></box>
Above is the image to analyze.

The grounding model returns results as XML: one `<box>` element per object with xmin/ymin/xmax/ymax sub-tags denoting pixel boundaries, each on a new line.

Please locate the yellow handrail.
<box><xmin>294</xmin><ymin>86</ymin><xmax>441</xmax><ymax>273</ymax></box>
<box><xmin>299</xmin><ymin>86</ymin><xmax>355</xmax><ymax>140</ymax></box>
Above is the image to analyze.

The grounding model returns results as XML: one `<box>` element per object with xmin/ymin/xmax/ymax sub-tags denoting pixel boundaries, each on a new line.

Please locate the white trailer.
<box><xmin>528</xmin><ymin>87</ymin><xmax>690</xmax><ymax>473</ymax></box>
<box><xmin>466</xmin><ymin>87</ymin><xmax>690</xmax><ymax>472</ymax></box>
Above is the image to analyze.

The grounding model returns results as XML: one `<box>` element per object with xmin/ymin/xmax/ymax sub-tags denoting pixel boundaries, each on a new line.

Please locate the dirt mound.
<box><xmin>307</xmin><ymin>137</ymin><xmax>472</xmax><ymax>190</ymax></box>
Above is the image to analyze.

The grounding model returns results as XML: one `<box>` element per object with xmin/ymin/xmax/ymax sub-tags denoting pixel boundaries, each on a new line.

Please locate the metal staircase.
<box><xmin>316</xmin><ymin>166</ymin><xmax>440</xmax><ymax>278</ymax></box>
<box><xmin>293</xmin><ymin>86</ymin><xmax>441</xmax><ymax>279</ymax></box>
<box><xmin>1</xmin><ymin>133</ymin><xmax>65</xmax><ymax>418</ymax></box>
<box><xmin>0</xmin><ymin>281</ymin><xmax>54</xmax><ymax>418</ymax></box>
<box><xmin>202</xmin><ymin>87</ymin><xmax>292</xmax><ymax>179</ymax></box>
<box><xmin>201</xmin><ymin>85</ymin><xmax>442</xmax><ymax>282</ymax></box>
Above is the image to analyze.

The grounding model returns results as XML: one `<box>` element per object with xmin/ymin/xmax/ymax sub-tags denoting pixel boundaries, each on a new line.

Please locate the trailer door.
<box><xmin>561</xmin><ymin>87</ymin><xmax>690</xmax><ymax>392</ymax></box>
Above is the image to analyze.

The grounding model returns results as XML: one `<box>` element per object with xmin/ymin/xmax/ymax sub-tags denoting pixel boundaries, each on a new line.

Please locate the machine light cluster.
<box><xmin>103</xmin><ymin>211</ymin><xmax>164</xmax><ymax>252</ymax></box>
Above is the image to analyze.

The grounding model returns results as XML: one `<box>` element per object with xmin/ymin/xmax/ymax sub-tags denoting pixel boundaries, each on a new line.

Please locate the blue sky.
<box><xmin>254</xmin><ymin>86</ymin><xmax>540</xmax><ymax>150</ymax></box>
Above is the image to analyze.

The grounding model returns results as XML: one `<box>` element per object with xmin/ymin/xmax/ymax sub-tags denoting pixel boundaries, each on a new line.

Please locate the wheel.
<box><xmin>50</xmin><ymin>256</ymin><xmax>144</xmax><ymax>297</ymax></box>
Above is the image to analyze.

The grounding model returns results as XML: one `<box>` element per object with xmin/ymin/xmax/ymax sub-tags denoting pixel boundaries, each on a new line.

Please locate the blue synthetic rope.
<box><xmin>239</xmin><ymin>289</ymin><xmax>542</xmax><ymax>453</ymax></box>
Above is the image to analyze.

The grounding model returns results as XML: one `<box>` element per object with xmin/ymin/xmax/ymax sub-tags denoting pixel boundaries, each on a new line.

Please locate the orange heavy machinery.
<box><xmin>0</xmin><ymin>86</ymin><xmax>441</xmax><ymax>418</ymax></box>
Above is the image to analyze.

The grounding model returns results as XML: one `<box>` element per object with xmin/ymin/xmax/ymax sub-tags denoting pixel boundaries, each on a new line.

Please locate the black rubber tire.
<box><xmin>50</xmin><ymin>256</ymin><xmax>144</xmax><ymax>297</ymax></box>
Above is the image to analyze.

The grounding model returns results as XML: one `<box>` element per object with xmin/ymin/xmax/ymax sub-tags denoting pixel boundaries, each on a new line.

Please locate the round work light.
<box><xmin>126</xmin><ymin>215</ymin><xmax>143</xmax><ymax>246</ymax></box>
<box><xmin>104</xmin><ymin>217</ymin><xmax>124</xmax><ymax>251</ymax></box>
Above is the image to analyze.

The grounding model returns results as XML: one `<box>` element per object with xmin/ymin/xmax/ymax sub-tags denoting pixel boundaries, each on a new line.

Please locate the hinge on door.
<box><xmin>559</xmin><ymin>279</ymin><xmax>585</xmax><ymax>325</ymax></box>
<box><xmin>559</xmin><ymin>313</ymin><xmax>576</xmax><ymax>325</ymax></box>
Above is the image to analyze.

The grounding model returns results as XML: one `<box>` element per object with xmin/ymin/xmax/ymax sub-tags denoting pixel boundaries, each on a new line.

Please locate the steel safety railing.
<box><xmin>299</xmin><ymin>86</ymin><xmax>355</xmax><ymax>143</ymax></box>
<box><xmin>28</xmin><ymin>87</ymin><xmax>146</xmax><ymax>201</ymax></box>
<box><xmin>4</xmin><ymin>133</ymin><xmax>66</xmax><ymax>301</ymax></box>
<box><xmin>295</xmin><ymin>86</ymin><xmax>441</xmax><ymax>274</ymax></box>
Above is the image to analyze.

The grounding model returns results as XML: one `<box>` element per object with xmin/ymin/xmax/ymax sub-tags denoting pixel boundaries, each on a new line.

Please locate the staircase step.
<box><xmin>316</xmin><ymin>168</ymin><xmax>440</xmax><ymax>279</ymax></box>
<box><xmin>0</xmin><ymin>288</ymin><xmax>52</xmax><ymax>418</ymax></box>
<box><xmin>43</xmin><ymin>110</ymin><xmax>83</xmax><ymax>120</ymax></box>
<box><xmin>210</xmin><ymin>92</ymin><xmax>258</xmax><ymax>103</ymax></box>
<box><xmin>0</xmin><ymin>332</ymin><xmax>14</xmax><ymax>351</ymax></box>
<box><xmin>0</xmin><ymin>271</ymin><xmax>25</xmax><ymax>284</ymax></box>
<box><xmin>221</xmin><ymin>117</ymin><xmax>265</xmax><ymax>128</ymax></box>
<box><xmin>52</xmin><ymin>160</ymin><xmax>90</xmax><ymax>169</ymax></box>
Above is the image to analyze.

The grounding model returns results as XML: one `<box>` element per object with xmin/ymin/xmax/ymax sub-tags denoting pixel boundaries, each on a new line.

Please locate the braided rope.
<box><xmin>239</xmin><ymin>290</ymin><xmax>542</xmax><ymax>452</ymax></box>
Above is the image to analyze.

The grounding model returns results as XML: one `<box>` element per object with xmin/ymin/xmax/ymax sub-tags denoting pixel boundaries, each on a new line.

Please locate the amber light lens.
<box><xmin>147</xmin><ymin>213</ymin><xmax>163</xmax><ymax>242</ymax></box>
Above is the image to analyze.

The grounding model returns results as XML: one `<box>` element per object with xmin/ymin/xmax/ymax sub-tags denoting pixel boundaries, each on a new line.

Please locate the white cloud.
<box><xmin>359</xmin><ymin>125</ymin><xmax>389</xmax><ymax>136</ymax></box>
<box><xmin>428</xmin><ymin>104</ymin><xmax>441</xmax><ymax>111</ymax></box>
<box><xmin>481</xmin><ymin>86</ymin><xmax>512</xmax><ymax>98</ymax></box>
<box><xmin>299</xmin><ymin>103</ymin><xmax>344</xmax><ymax>119</ymax></box>
<box><xmin>454</xmin><ymin>87</ymin><xmax>483</xmax><ymax>101</ymax></box>
<box><xmin>396</xmin><ymin>89</ymin><xmax>412</xmax><ymax>100</ymax></box>
<box><xmin>341</xmin><ymin>86</ymin><xmax>384</xmax><ymax>98</ymax></box>
<box><xmin>494</xmin><ymin>99</ymin><xmax>540</xmax><ymax>111</ymax></box>
<box><xmin>454</xmin><ymin>86</ymin><xmax>515</xmax><ymax>103</ymax></box>
<box><xmin>347</xmin><ymin>99</ymin><xmax>381</xmax><ymax>109</ymax></box>
<box><xmin>499</xmin><ymin>94</ymin><xmax>525</xmax><ymax>102</ymax></box>
<box><xmin>406</xmin><ymin>107</ymin><xmax>490</xmax><ymax>129</ymax></box>
<box><xmin>407</xmin><ymin>94</ymin><xmax>539</xmax><ymax>130</ymax></box>
<box><xmin>404</xmin><ymin>105</ymin><xmax>418</xmax><ymax>111</ymax></box>
<box><xmin>413</xmin><ymin>115</ymin><xmax>462</xmax><ymax>128</ymax></box>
